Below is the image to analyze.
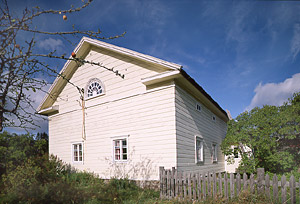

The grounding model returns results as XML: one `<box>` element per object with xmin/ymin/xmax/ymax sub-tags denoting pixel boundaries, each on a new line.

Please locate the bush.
<box><xmin>2</xmin><ymin>155</ymin><xmax>83</xmax><ymax>204</ymax></box>
<box><xmin>1</xmin><ymin>154</ymin><xmax>158</xmax><ymax>204</ymax></box>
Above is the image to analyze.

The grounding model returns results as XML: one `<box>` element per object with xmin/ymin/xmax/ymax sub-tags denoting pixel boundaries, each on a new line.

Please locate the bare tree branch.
<box><xmin>0</xmin><ymin>0</ymin><xmax>125</xmax><ymax>132</ymax></box>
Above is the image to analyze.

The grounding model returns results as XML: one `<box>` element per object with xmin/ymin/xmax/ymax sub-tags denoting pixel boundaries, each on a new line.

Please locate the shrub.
<box><xmin>2</xmin><ymin>155</ymin><xmax>83</xmax><ymax>204</ymax></box>
<box><xmin>1</xmin><ymin>154</ymin><xmax>158</xmax><ymax>204</ymax></box>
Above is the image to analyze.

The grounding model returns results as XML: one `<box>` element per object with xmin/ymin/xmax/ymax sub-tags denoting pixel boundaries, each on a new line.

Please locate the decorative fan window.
<box><xmin>85</xmin><ymin>78</ymin><xmax>105</xmax><ymax>99</ymax></box>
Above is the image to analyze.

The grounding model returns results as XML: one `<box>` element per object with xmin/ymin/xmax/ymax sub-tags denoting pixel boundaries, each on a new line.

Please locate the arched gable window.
<box><xmin>85</xmin><ymin>78</ymin><xmax>105</xmax><ymax>99</ymax></box>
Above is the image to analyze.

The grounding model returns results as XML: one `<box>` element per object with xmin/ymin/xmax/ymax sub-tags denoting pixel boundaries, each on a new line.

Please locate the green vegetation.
<box><xmin>1</xmin><ymin>155</ymin><xmax>158</xmax><ymax>203</ymax></box>
<box><xmin>0</xmin><ymin>131</ymin><xmax>159</xmax><ymax>204</ymax></box>
<box><xmin>221</xmin><ymin>92</ymin><xmax>300</xmax><ymax>174</ymax></box>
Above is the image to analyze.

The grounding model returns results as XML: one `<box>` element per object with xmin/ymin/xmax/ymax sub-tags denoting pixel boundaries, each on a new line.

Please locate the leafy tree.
<box><xmin>0</xmin><ymin>0</ymin><xmax>125</xmax><ymax>132</ymax></box>
<box><xmin>0</xmin><ymin>131</ymin><xmax>48</xmax><ymax>179</ymax></box>
<box><xmin>221</xmin><ymin>93</ymin><xmax>300</xmax><ymax>174</ymax></box>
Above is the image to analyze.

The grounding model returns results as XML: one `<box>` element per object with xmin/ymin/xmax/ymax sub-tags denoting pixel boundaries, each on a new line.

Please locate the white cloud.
<box><xmin>291</xmin><ymin>23</ymin><xmax>300</xmax><ymax>60</ymax></box>
<box><xmin>38</xmin><ymin>38</ymin><xmax>63</xmax><ymax>51</ymax></box>
<box><xmin>246</xmin><ymin>73</ymin><xmax>300</xmax><ymax>110</ymax></box>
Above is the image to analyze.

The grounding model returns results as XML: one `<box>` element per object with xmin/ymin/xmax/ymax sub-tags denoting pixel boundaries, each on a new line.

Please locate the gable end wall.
<box><xmin>48</xmin><ymin>47</ymin><xmax>177</xmax><ymax>181</ymax></box>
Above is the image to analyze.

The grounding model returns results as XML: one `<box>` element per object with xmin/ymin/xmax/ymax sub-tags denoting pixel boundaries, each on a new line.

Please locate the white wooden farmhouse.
<box><xmin>37</xmin><ymin>37</ymin><xmax>229</xmax><ymax>181</ymax></box>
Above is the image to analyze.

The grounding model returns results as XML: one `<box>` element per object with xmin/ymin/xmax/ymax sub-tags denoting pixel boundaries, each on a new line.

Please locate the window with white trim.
<box><xmin>113</xmin><ymin>138</ymin><xmax>127</xmax><ymax>161</ymax></box>
<box><xmin>72</xmin><ymin>143</ymin><xmax>83</xmax><ymax>163</ymax></box>
<box><xmin>195</xmin><ymin>136</ymin><xmax>204</xmax><ymax>163</ymax></box>
<box><xmin>212</xmin><ymin>143</ymin><xmax>217</xmax><ymax>162</ymax></box>
<box><xmin>85</xmin><ymin>78</ymin><xmax>104</xmax><ymax>99</ymax></box>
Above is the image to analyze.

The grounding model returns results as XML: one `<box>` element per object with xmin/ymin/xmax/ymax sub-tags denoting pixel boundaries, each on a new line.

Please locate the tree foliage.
<box><xmin>0</xmin><ymin>0</ymin><xmax>125</xmax><ymax>132</ymax></box>
<box><xmin>0</xmin><ymin>131</ymin><xmax>48</xmax><ymax>179</ymax></box>
<box><xmin>221</xmin><ymin>92</ymin><xmax>300</xmax><ymax>174</ymax></box>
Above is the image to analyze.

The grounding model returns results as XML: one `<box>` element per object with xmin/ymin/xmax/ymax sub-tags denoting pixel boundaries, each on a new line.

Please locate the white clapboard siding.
<box><xmin>52</xmin><ymin>46</ymin><xmax>167</xmax><ymax>115</ymax></box>
<box><xmin>49</xmin><ymin>47</ymin><xmax>177</xmax><ymax>180</ymax></box>
<box><xmin>175</xmin><ymin>85</ymin><xmax>227</xmax><ymax>173</ymax></box>
<box><xmin>48</xmin><ymin>43</ymin><xmax>228</xmax><ymax>181</ymax></box>
<box><xmin>50</xmin><ymin>86</ymin><xmax>177</xmax><ymax>180</ymax></box>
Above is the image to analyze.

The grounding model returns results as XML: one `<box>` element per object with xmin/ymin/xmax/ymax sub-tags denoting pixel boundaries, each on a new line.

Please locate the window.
<box><xmin>113</xmin><ymin>138</ymin><xmax>127</xmax><ymax>161</ymax></box>
<box><xmin>212</xmin><ymin>143</ymin><xmax>217</xmax><ymax>162</ymax></box>
<box><xmin>85</xmin><ymin>78</ymin><xmax>104</xmax><ymax>99</ymax></box>
<box><xmin>72</xmin><ymin>143</ymin><xmax>83</xmax><ymax>163</ymax></box>
<box><xmin>196</xmin><ymin>103</ymin><xmax>202</xmax><ymax>112</ymax></box>
<box><xmin>195</xmin><ymin>136</ymin><xmax>204</xmax><ymax>163</ymax></box>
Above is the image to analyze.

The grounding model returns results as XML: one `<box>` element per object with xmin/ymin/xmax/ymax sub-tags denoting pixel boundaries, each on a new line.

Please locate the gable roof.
<box><xmin>37</xmin><ymin>37</ymin><xmax>228</xmax><ymax>122</ymax></box>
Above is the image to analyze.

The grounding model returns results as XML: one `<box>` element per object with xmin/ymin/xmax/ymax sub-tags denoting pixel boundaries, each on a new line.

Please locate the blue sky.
<box><xmin>7</xmin><ymin>0</ymin><xmax>300</xmax><ymax>133</ymax></box>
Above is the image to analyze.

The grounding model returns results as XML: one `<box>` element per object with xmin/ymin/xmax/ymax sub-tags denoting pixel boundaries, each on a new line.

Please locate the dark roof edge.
<box><xmin>180</xmin><ymin>69</ymin><xmax>229</xmax><ymax>121</ymax></box>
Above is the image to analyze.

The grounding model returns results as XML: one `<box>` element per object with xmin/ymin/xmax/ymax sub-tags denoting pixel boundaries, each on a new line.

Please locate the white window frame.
<box><xmin>212</xmin><ymin>143</ymin><xmax>218</xmax><ymax>163</ymax></box>
<box><xmin>111</xmin><ymin>135</ymin><xmax>129</xmax><ymax>162</ymax></box>
<box><xmin>71</xmin><ymin>142</ymin><xmax>84</xmax><ymax>164</ymax></box>
<box><xmin>85</xmin><ymin>78</ymin><xmax>105</xmax><ymax>100</ymax></box>
<box><xmin>195</xmin><ymin>136</ymin><xmax>204</xmax><ymax>163</ymax></box>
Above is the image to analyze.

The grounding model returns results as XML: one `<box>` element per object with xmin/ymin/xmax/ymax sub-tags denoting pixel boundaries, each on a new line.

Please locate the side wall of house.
<box><xmin>48</xmin><ymin>47</ymin><xmax>176</xmax><ymax>181</ymax></box>
<box><xmin>175</xmin><ymin>85</ymin><xmax>227</xmax><ymax>173</ymax></box>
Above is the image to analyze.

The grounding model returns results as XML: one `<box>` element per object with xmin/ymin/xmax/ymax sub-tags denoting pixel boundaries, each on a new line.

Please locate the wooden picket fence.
<box><xmin>159</xmin><ymin>167</ymin><xmax>300</xmax><ymax>203</ymax></box>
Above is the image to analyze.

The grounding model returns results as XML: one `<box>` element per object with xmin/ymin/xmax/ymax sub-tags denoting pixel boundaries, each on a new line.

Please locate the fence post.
<box><xmin>213</xmin><ymin>172</ymin><xmax>217</xmax><ymax>198</ymax></box>
<box><xmin>243</xmin><ymin>173</ymin><xmax>248</xmax><ymax>191</ymax></box>
<box><xmin>281</xmin><ymin>175</ymin><xmax>286</xmax><ymax>204</ymax></box>
<box><xmin>290</xmin><ymin>175</ymin><xmax>296</xmax><ymax>204</ymax></box>
<box><xmin>236</xmin><ymin>173</ymin><xmax>241</xmax><ymax>196</ymax></box>
<box><xmin>273</xmin><ymin>174</ymin><xmax>278</xmax><ymax>202</ymax></box>
<box><xmin>178</xmin><ymin>171</ymin><xmax>182</xmax><ymax>200</ymax></box>
<box><xmin>230</xmin><ymin>173</ymin><xmax>234</xmax><ymax>199</ymax></box>
<box><xmin>203</xmin><ymin>174</ymin><xmax>207</xmax><ymax>200</ymax></box>
<box><xmin>250</xmin><ymin>173</ymin><xmax>255</xmax><ymax>194</ymax></box>
<box><xmin>257</xmin><ymin>168</ymin><xmax>265</xmax><ymax>194</ymax></box>
<box><xmin>175</xmin><ymin>169</ymin><xmax>178</xmax><ymax>198</ymax></box>
<box><xmin>265</xmin><ymin>174</ymin><xmax>270</xmax><ymax>199</ymax></box>
<box><xmin>218</xmin><ymin>172</ymin><xmax>222</xmax><ymax>196</ymax></box>
<box><xmin>224</xmin><ymin>173</ymin><xmax>228</xmax><ymax>199</ymax></box>
<box><xmin>207</xmin><ymin>172</ymin><xmax>211</xmax><ymax>196</ymax></box>
<box><xmin>183</xmin><ymin>172</ymin><xmax>187</xmax><ymax>199</ymax></box>
<box><xmin>167</xmin><ymin>170</ymin><xmax>171</xmax><ymax>199</ymax></box>
<box><xmin>193</xmin><ymin>173</ymin><xmax>197</xmax><ymax>200</ymax></box>
<box><xmin>159</xmin><ymin>166</ymin><xmax>164</xmax><ymax>199</ymax></box>
<box><xmin>188</xmin><ymin>173</ymin><xmax>192</xmax><ymax>200</ymax></box>
<box><xmin>197</xmin><ymin>173</ymin><xmax>201</xmax><ymax>199</ymax></box>
<box><xmin>171</xmin><ymin>167</ymin><xmax>175</xmax><ymax>198</ymax></box>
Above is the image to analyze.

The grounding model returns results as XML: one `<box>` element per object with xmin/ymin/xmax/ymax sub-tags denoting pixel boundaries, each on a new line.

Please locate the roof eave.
<box><xmin>180</xmin><ymin>69</ymin><xmax>229</xmax><ymax>122</ymax></box>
